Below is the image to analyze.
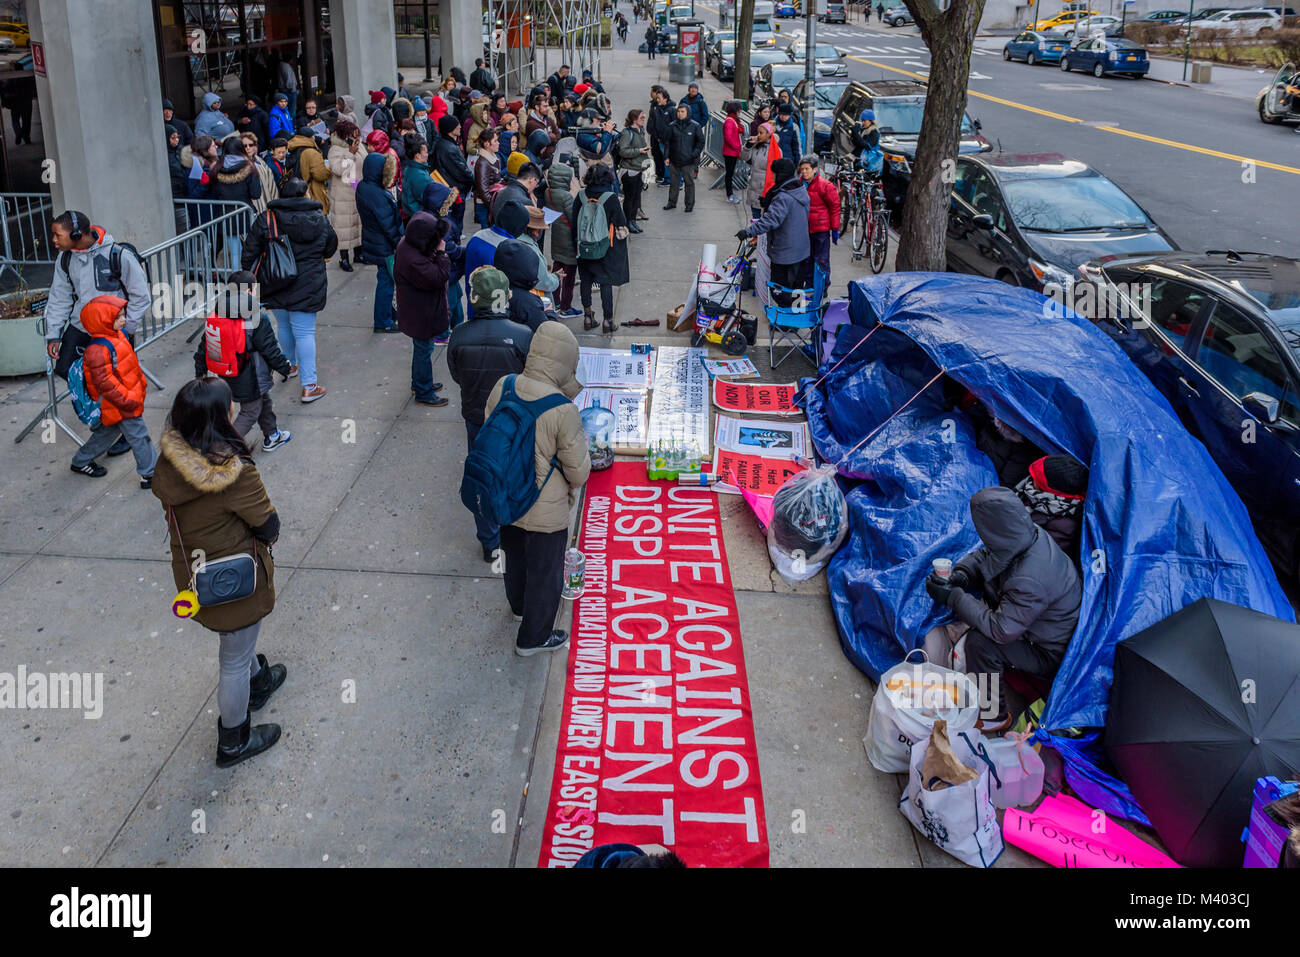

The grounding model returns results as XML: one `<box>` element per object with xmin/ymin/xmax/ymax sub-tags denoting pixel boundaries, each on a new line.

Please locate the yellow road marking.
<box><xmin>845</xmin><ymin>55</ymin><xmax>1300</xmax><ymax>175</ymax></box>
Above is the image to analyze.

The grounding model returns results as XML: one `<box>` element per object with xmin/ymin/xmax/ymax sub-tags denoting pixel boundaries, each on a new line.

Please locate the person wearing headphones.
<box><xmin>45</xmin><ymin>210</ymin><xmax>153</xmax><ymax>456</ymax></box>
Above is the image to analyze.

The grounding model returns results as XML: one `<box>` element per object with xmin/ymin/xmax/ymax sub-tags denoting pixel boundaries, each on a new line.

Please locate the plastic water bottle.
<box><xmin>562</xmin><ymin>548</ymin><xmax>586</xmax><ymax>600</ymax></box>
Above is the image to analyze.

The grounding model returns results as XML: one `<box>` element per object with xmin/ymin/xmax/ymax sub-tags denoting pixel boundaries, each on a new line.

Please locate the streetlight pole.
<box><xmin>803</xmin><ymin>0</ymin><xmax>817</xmax><ymax>157</ymax></box>
<box><xmin>1182</xmin><ymin>0</ymin><xmax>1194</xmax><ymax>81</ymax></box>
<box><xmin>421</xmin><ymin>0</ymin><xmax>433</xmax><ymax>82</ymax></box>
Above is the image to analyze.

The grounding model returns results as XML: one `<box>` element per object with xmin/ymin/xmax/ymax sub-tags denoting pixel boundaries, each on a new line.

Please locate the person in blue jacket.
<box><xmin>268</xmin><ymin>92</ymin><xmax>295</xmax><ymax>141</ymax></box>
<box><xmin>462</xmin><ymin>200</ymin><xmax>530</xmax><ymax>301</ymax></box>
<box><xmin>678</xmin><ymin>82</ymin><xmax>709</xmax><ymax>130</ymax></box>
<box><xmin>355</xmin><ymin>151</ymin><xmax>403</xmax><ymax>332</ymax></box>
<box><xmin>773</xmin><ymin>102</ymin><xmax>803</xmax><ymax>163</ymax></box>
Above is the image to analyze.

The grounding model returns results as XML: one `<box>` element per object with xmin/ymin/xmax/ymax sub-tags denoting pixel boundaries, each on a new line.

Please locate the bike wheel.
<box><xmin>852</xmin><ymin>203</ymin><xmax>868</xmax><ymax>259</ymax></box>
<box><xmin>869</xmin><ymin>208</ymin><xmax>889</xmax><ymax>273</ymax></box>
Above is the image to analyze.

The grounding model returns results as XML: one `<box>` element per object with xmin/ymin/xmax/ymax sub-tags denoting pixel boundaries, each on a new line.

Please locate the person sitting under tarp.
<box><xmin>971</xmin><ymin>403</ymin><xmax>1041</xmax><ymax>488</ymax></box>
<box><xmin>1015</xmin><ymin>454</ymin><xmax>1089</xmax><ymax>564</ymax></box>
<box><xmin>926</xmin><ymin>486</ymin><xmax>1082</xmax><ymax>734</ymax></box>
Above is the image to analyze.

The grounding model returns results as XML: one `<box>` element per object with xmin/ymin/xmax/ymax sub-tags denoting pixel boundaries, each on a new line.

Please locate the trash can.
<box><xmin>669</xmin><ymin>54</ymin><xmax>694</xmax><ymax>84</ymax></box>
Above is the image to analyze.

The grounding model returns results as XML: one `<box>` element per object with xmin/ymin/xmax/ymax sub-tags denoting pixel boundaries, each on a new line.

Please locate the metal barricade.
<box><xmin>0</xmin><ymin>193</ymin><xmax>55</xmax><ymax>267</ymax></box>
<box><xmin>702</xmin><ymin>108</ymin><xmax>755</xmax><ymax>193</ymax></box>
<box><xmin>14</xmin><ymin>201</ymin><xmax>254</xmax><ymax>446</ymax></box>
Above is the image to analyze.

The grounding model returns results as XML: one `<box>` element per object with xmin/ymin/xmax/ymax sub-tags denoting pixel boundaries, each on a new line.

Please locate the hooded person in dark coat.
<box><xmin>209</xmin><ymin>135</ymin><xmax>263</xmax><ymax>209</ymax></box>
<box><xmin>163</xmin><ymin>98</ymin><xmax>194</xmax><ymax>146</ymax></box>
<box><xmin>355</xmin><ymin>150</ymin><xmax>403</xmax><ymax>332</ymax></box>
<box><xmin>737</xmin><ymin>157</ymin><xmax>810</xmax><ymax>294</ymax></box>
<box><xmin>448</xmin><ymin>265</ymin><xmax>534</xmax><ymax>560</ymax></box>
<box><xmin>238</xmin><ymin>94</ymin><xmax>271</xmax><ymax>149</ymax></box>
<box><xmin>166</xmin><ymin>125</ymin><xmax>188</xmax><ymax>200</ymax></box>
<box><xmin>463</xmin><ymin>199</ymin><xmax>529</xmax><ymax>300</ymax></box>
<box><xmin>925</xmin><ymin>485</ymin><xmax>1083</xmax><ymax>728</ymax></box>
<box><xmin>572</xmin><ymin>163</ymin><xmax>628</xmax><ymax>333</ymax></box>
<box><xmin>496</xmin><ymin>239</ymin><xmax>551</xmax><ymax>332</ymax></box>
<box><xmin>421</xmin><ymin>179</ymin><xmax>468</xmax><ymax>330</ymax></box>
<box><xmin>395</xmin><ymin>212</ymin><xmax>453</xmax><ymax>406</ymax></box>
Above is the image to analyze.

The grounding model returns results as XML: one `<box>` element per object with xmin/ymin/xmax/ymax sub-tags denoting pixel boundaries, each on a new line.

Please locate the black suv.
<box><xmin>1080</xmin><ymin>252</ymin><xmax>1300</xmax><ymax>577</ymax></box>
<box><xmin>831</xmin><ymin>79</ymin><xmax>991</xmax><ymax>214</ymax></box>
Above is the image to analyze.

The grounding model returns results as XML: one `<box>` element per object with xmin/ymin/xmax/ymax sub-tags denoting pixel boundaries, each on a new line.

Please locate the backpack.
<box><xmin>575</xmin><ymin>190</ymin><xmax>611</xmax><ymax>260</ymax></box>
<box><xmin>460</xmin><ymin>375</ymin><xmax>571</xmax><ymax>526</ymax></box>
<box><xmin>60</xmin><ymin>242</ymin><xmax>150</xmax><ymax>292</ymax></box>
<box><xmin>203</xmin><ymin>313</ymin><xmax>248</xmax><ymax>378</ymax></box>
<box><xmin>68</xmin><ymin>337</ymin><xmax>116</xmax><ymax>428</ymax></box>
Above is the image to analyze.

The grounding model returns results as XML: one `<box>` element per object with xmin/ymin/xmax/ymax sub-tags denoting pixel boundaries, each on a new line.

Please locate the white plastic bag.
<box><xmin>767</xmin><ymin>464</ymin><xmax>848</xmax><ymax>583</ymax></box>
<box><xmin>864</xmin><ymin>650</ymin><xmax>981</xmax><ymax>773</ymax></box>
<box><xmin>900</xmin><ymin>724</ymin><xmax>1004</xmax><ymax>868</ymax></box>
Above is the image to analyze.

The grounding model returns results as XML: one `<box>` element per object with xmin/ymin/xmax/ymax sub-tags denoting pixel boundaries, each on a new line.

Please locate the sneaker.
<box><xmin>373</xmin><ymin>323</ymin><xmax>400</xmax><ymax>333</ymax></box>
<box><xmin>70</xmin><ymin>462</ymin><xmax>107</xmax><ymax>478</ymax></box>
<box><xmin>636</xmin><ymin>211</ymin><xmax>649</xmax><ymax>221</ymax></box>
<box><xmin>139</xmin><ymin>476</ymin><xmax>153</xmax><ymax>490</ymax></box>
<box><xmin>628</xmin><ymin>223</ymin><xmax>644</xmax><ymax>234</ymax></box>
<box><xmin>262</xmin><ymin>430</ymin><xmax>292</xmax><ymax>452</ymax></box>
<box><xmin>301</xmin><ymin>385</ymin><xmax>327</xmax><ymax>403</ymax></box>
<box><xmin>285</xmin><ymin>365</ymin><xmax>299</xmax><ymax>380</ymax></box>
<box><xmin>433</xmin><ymin>333</ymin><xmax>449</xmax><ymax>344</ymax></box>
<box><xmin>483</xmin><ymin>544</ymin><xmax>499</xmax><ymax>563</ymax></box>
<box><xmin>511</xmin><ymin>612</ymin><xmax>523</xmax><ymax>622</ymax></box>
<box><xmin>515</xmin><ymin>630</ymin><xmax>569</xmax><ymax>656</ymax></box>
<box><xmin>727</xmin><ymin>195</ymin><xmax>741</xmax><ymax>204</ymax></box>
<box><xmin>414</xmin><ymin>395</ymin><xmax>448</xmax><ymax>407</ymax></box>
<box><xmin>559</xmin><ymin>307</ymin><xmax>585</xmax><ymax>319</ymax></box>
<box><xmin>662</xmin><ymin>203</ymin><xmax>675</xmax><ymax>210</ymax></box>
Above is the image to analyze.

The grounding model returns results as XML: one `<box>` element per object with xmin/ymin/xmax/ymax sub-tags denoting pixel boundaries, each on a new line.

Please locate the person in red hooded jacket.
<box><xmin>69</xmin><ymin>295</ymin><xmax>158</xmax><ymax>487</ymax></box>
<box><xmin>365</xmin><ymin>129</ymin><xmax>402</xmax><ymax>198</ymax></box>
<box><xmin>798</xmin><ymin>154</ymin><xmax>841</xmax><ymax>286</ymax></box>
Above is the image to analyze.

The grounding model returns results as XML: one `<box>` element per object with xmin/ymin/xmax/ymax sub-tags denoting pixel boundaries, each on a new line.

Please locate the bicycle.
<box><xmin>833</xmin><ymin>161</ymin><xmax>888</xmax><ymax>273</ymax></box>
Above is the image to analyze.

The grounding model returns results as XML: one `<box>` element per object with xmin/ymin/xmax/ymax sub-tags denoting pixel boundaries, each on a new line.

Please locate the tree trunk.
<box><xmin>895</xmin><ymin>0</ymin><xmax>985</xmax><ymax>273</ymax></box>
<box><xmin>734</xmin><ymin>0</ymin><xmax>756</xmax><ymax>102</ymax></box>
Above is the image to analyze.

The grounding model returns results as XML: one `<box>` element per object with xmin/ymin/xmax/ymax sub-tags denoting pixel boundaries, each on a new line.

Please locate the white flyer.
<box><xmin>713</xmin><ymin>414</ymin><xmax>812</xmax><ymax>460</ymax></box>
<box><xmin>701</xmin><ymin>356</ymin><xmax>759</xmax><ymax>379</ymax></box>
<box><xmin>577</xmin><ymin>347</ymin><xmax>654</xmax><ymax>390</ymax></box>
<box><xmin>576</xmin><ymin>388</ymin><xmax>649</xmax><ymax>452</ymax></box>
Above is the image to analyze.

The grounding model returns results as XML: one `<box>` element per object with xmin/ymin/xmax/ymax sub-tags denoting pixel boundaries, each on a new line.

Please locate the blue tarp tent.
<box><xmin>804</xmin><ymin>273</ymin><xmax>1294</xmax><ymax>821</ymax></box>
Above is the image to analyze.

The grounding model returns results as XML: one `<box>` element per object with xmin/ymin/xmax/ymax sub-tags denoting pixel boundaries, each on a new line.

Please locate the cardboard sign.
<box><xmin>713</xmin><ymin>380</ymin><xmax>799</xmax><ymax>416</ymax></box>
<box><xmin>715</xmin><ymin>449</ymin><xmax>806</xmax><ymax>497</ymax></box>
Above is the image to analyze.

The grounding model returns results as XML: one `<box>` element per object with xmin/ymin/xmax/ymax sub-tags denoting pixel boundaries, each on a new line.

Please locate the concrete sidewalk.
<box><xmin>0</xmin><ymin>42</ymin><xmax>1038</xmax><ymax>868</ymax></box>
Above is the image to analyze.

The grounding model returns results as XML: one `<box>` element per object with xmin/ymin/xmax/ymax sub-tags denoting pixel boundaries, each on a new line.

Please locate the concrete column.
<box><xmin>440</xmin><ymin>0</ymin><xmax>483</xmax><ymax>78</ymax></box>
<box><xmin>28</xmin><ymin>0</ymin><xmax>174</xmax><ymax>245</ymax></box>
<box><xmin>329</xmin><ymin>0</ymin><xmax>399</xmax><ymax>99</ymax></box>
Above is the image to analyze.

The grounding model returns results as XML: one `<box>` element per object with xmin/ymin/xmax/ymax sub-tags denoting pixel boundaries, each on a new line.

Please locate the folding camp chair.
<box><xmin>765</xmin><ymin>264</ymin><xmax>827</xmax><ymax>369</ymax></box>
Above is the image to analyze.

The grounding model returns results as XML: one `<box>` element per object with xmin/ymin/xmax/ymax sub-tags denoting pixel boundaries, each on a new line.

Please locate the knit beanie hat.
<box><xmin>1033</xmin><ymin>455</ymin><xmax>1089</xmax><ymax>499</ymax></box>
<box><xmin>495</xmin><ymin>200</ymin><xmax>530</xmax><ymax>238</ymax></box>
<box><xmin>469</xmin><ymin>266</ymin><xmax>511</xmax><ymax>314</ymax></box>
<box><xmin>437</xmin><ymin>114</ymin><xmax>460</xmax><ymax>136</ymax></box>
<box><xmin>506</xmin><ymin>150</ymin><xmax>530</xmax><ymax>176</ymax></box>
<box><xmin>770</xmin><ymin>157</ymin><xmax>796</xmax><ymax>185</ymax></box>
<box><xmin>414</xmin><ymin>97</ymin><xmax>429</xmax><ymax>112</ymax></box>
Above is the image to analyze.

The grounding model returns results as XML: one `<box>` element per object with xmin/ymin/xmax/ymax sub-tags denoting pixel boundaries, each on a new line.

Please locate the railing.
<box><xmin>13</xmin><ymin>199</ymin><xmax>256</xmax><ymax>446</ymax></box>
<box><xmin>701</xmin><ymin>108</ymin><xmax>754</xmax><ymax>193</ymax></box>
<box><xmin>0</xmin><ymin>193</ymin><xmax>55</xmax><ymax>268</ymax></box>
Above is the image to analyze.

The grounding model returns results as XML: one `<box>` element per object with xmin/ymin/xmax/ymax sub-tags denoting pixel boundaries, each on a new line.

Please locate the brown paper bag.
<box><xmin>921</xmin><ymin>719</ymin><xmax>978</xmax><ymax>791</ymax></box>
<box><xmin>668</xmin><ymin>303</ymin><xmax>692</xmax><ymax>332</ymax></box>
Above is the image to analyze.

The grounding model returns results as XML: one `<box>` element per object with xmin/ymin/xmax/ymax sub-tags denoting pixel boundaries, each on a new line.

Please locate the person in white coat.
<box><xmin>327</xmin><ymin>119</ymin><xmax>366</xmax><ymax>271</ymax></box>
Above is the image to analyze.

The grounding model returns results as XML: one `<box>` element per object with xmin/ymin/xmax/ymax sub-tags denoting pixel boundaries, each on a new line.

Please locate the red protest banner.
<box><xmin>712</xmin><ymin>379</ymin><xmax>799</xmax><ymax>416</ymax></box>
<box><xmin>715</xmin><ymin>448</ymin><xmax>806</xmax><ymax>497</ymax></box>
<box><xmin>538</xmin><ymin>462</ymin><xmax>769</xmax><ymax>868</ymax></box>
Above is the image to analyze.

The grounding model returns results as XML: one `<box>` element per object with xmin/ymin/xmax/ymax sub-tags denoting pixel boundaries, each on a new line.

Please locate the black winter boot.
<box><xmin>248</xmin><ymin>653</ymin><xmax>287</xmax><ymax>711</ymax></box>
<box><xmin>216</xmin><ymin>713</ymin><xmax>281</xmax><ymax>768</ymax></box>
<box><xmin>339</xmin><ymin>250</ymin><xmax>353</xmax><ymax>272</ymax></box>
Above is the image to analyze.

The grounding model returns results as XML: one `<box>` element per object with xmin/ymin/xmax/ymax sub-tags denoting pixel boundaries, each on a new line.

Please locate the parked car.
<box><xmin>1258</xmin><ymin>61</ymin><xmax>1300</xmax><ymax>125</ymax></box>
<box><xmin>747</xmin><ymin>47</ymin><xmax>798</xmax><ymax>98</ymax></box>
<box><xmin>883</xmin><ymin>5</ymin><xmax>915</xmax><ymax>26</ymax></box>
<box><xmin>832</xmin><ymin>79</ymin><xmax>991</xmax><ymax>214</ymax></box>
<box><xmin>786</xmin><ymin>40</ymin><xmax>849</xmax><ymax>77</ymax></box>
<box><xmin>707</xmin><ymin>34</ymin><xmax>737</xmax><ymax>79</ymax></box>
<box><xmin>0</xmin><ymin>35</ymin><xmax>13</xmax><ymax>51</ymax></box>
<box><xmin>1134</xmin><ymin>8</ymin><xmax>1188</xmax><ymax>23</ymax></box>
<box><xmin>1193</xmin><ymin>8</ymin><xmax>1283</xmax><ymax>35</ymax></box>
<box><xmin>1032</xmin><ymin>8</ymin><xmax>1097</xmax><ymax>31</ymax></box>
<box><xmin>1064</xmin><ymin>14</ymin><xmax>1125</xmax><ymax>37</ymax></box>
<box><xmin>1169</xmin><ymin>6</ymin><xmax>1231</xmax><ymax>24</ymax></box>
<box><xmin>823</xmin><ymin>3</ymin><xmax>848</xmax><ymax>23</ymax></box>
<box><xmin>751</xmin><ymin>17</ymin><xmax>781</xmax><ymax>46</ymax></box>
<box><xmin>775</xmin><ymin>1</ymin><xmax>800</xmax><ymax>18</ymax></box>
<box><xmin>944</xmin><ymin>152</ymin><xmax>1175</xmax><ymax>292</ymax></box>
<box><xmin>793</xmin><ymin>77</ymin><xmax>851</xmax><ymax>150</ymax></box>
<box><xmin>1060</xmin><ymin>36</ymin><xmax>1149</xmax><ymax>77</ymax></box>
<box><xmin>754</xmin><ymin>61</ymin><xmax>809</xmax><ymax>103</ymax></box>
<box><xmin>1003</xmin><ymin>30</ymin><xmax>1071</xmax><ymax>65</ymax></box>
<box><xmin>1079</xmin><ymin>252</ymin><xmax>1300</xmax><ymax>576</ymax></box>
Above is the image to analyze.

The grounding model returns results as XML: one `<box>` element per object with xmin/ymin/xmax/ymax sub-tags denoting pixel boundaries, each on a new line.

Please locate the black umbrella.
<box><xmin>1106</xmin><ymin>597</ymin><xmax>1300</xmax><ymax>868</ymax></box>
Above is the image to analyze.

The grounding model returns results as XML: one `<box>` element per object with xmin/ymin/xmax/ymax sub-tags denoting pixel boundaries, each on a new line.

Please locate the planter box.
<box><xmin>0</xmin><ymin>288</ymin><xmax>50</xmax><ymax>376</ymax></box>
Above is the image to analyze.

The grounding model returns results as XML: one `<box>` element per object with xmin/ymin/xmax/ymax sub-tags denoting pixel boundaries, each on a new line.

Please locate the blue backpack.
<box><xmin>68</xmin><ymin>337</ymin><xmax>117</xmax><ymax>428</ymax></box>
<box><xmin>460</xmin><ymin>375</ymin><xmax>571</xmax><ymax>526</ymax></box>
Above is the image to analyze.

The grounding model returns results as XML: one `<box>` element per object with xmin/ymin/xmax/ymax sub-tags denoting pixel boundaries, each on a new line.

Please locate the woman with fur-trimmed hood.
<box><xmin>466</xmin><ymin>100</ymin><xmax>491</xmax><ymax>159</ymax></box>
<box><xmin>365</xmin><ymin>128</ymin><xmax>402</xmax><ymax>198</ymax></box>
<box><xmin>327</xmin><ymin>119</ymin><xmax>366</xmax><ymax>271</ymax></box>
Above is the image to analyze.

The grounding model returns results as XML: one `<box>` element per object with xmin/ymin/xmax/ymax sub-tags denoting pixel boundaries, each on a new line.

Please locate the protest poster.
<box><xmin>713</xmin><ymin>415</ymin><xmax>812</xmax><ymax>460</ymax></box>
<box><xmin>712</xmin><ymin>380</ymin><xmax>799</xmax><ymax>416</ymax></box>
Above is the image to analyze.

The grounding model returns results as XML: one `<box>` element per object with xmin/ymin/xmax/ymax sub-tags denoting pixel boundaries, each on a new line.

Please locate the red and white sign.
<box><xmin>30</xmin><ymin>42</ymin><xmax>45</xmax><ymax>77</ymax></box>
<box><xmin>713</xmin><ymin>379</ymin><xmax>799</xmax><ymax>416</ymax></box>
<box><xmin>538</xmin><ymin>463</ymin><xmax>769</xmax><ymax>867</ymax></box>
<box><xmin>715</xmin><ymin>449</ymin><xmax>806</xmax><ymax>497</ymax></box>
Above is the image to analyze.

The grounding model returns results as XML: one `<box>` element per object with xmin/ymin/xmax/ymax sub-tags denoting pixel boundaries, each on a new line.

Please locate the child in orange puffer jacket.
<box><xmin>69</xmin><ymin>295</ymin><xmax>158</xmax><ymax>489</ymax></box>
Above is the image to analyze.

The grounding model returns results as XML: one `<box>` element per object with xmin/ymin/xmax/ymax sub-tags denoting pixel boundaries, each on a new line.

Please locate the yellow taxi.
<box><xmin>0</xmin><ymin>21</ymin><xmax>29</xmax><ymax>47</ymax></box>
<box><xmin>1031</xmin><ymin>9</ymin><xmax>1097</xmax><ymax>31</ymax></box>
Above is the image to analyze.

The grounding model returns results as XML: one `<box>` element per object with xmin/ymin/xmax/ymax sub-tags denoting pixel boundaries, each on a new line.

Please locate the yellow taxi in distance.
<box><xmin>0</xmin><ymin>21</ymin><xmax>29</xmax><ymax>47</ymax></box>
<box><xmin>1031</xmin><ymin>9</ymin><xmax>1098</xmax><ymax>31</ymax></box>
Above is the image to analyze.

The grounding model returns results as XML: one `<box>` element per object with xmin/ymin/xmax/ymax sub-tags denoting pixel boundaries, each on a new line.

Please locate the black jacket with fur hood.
<box><xmin>209</xmin><ymin>157</ymin><xmax>263</xmax><ymax>209</ymax></box>
<box><xmin>152</xmin><ymin>429</ymin><xmax>280</xmax><ymax>633</ymax></box>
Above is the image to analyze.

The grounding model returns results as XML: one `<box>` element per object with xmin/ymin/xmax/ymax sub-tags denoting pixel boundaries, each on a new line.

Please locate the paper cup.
<box><xmin>932</xmin><ymin>558</ymin><xmax>953</xmax><ymax>578</ymax></box>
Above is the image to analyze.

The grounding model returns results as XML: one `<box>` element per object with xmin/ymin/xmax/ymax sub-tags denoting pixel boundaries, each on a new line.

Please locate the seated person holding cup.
<box><xmin>925</xmin><ymin>486</ymin><xmax>1082</xmax><ymax>733</ymax></box>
